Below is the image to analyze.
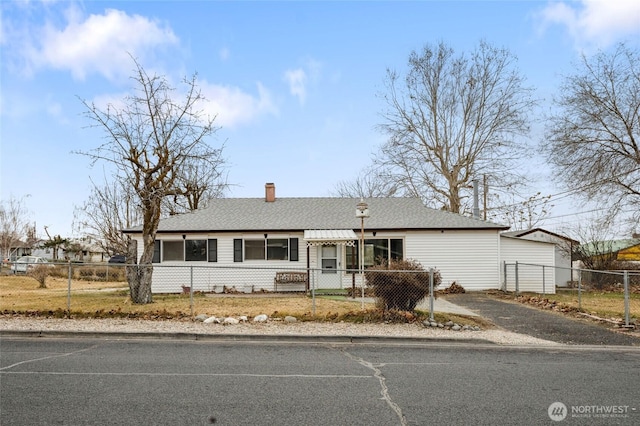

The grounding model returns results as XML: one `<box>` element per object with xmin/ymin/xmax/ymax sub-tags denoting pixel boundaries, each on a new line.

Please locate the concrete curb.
<box><xmin>0</xmin><ymin>329</ymin><xmax>492</xmax><ymax>345</ymax></box>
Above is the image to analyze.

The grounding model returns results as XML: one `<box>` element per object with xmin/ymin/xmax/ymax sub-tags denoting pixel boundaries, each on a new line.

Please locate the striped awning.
<box><xmin>303</xmin><ymin>229</ymin><xmax>357</xmax><ymax>246</ymax></box>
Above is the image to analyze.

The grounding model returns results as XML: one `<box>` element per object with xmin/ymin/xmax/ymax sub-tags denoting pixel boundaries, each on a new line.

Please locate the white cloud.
<box><xmin>537</xmin><ymin>0</ymin><xmax>640</xmax><ymax>49</ymax></box>
<box><xmin>199</xmin><ymin>81</ymin><xmax>278</xmax><ymax>128</ymax></box>
<box><xmin>283</xmin><ymin>58</ymin><xmax>323</xmax><ymax>105</ymax></box>
<box><xmin>87</xmin><ymin>80</ymin><xmax>276</xmax><ymax>130</ymax></box>
<box><xmin>25</xmin><ymin>7</ymin><xmax>179</xmax><ymax>80</ymax></box>
<box><xmin>284</xmin><ymin>68</ymin><xmax>308</xmax><ymax>104</ymax></box>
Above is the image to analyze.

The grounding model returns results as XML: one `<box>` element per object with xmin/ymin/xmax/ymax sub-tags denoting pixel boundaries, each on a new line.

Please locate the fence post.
<box><xmin>67</xmin><ymin>261</ymin><xmax>72</xmax><ymax>317</ymax></box>
<box><xmin>624</xmin><ymin>271</ymin><xmax>630</xmax><ymax>328</ymax></box>
<box><xmin>503</xmin><ymin>261</ymin><xmax>507</xmax><ymax>291</ymax></box>
<box><xmin>515</xmin><ymin>261</ymin><xmax>519</xmax><ymax>295</ymax></box>
<box><xmin>578</xmin><ymin>270</ymin><xmax>582</xmax><ymax>310</ymax></box>
<box><xmin>429</xmin><ymin>268</ymin><xmax>434</xmax><ymax>322</ymax></box>
<box><xmin>189</xmin><ymin>266</ymin><xmax>194</xmax><ymax>317</ymax></box>
<box><xmin>542</xmin><ymin>265</ymin><xmax>546</xmax><ymax>296</ymax></box>
<box><xmin>311</xmin><ymin>269</ymin><xmax>316</xmax><ymax>317</ymax></box>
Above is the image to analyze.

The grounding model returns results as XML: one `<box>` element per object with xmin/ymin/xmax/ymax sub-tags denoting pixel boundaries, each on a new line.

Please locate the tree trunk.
<box><xmin>125</xmin><ymin>238</ymin><xmax>153</xmax><ymax>304</ymax></box>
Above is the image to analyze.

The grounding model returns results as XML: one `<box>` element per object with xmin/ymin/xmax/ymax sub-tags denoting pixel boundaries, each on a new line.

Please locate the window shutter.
<box><xmin>289</xmin><ymin>238</ymin><xmax>299</xmax><ymax>262</ymax></box>
<box><xmin>233</xmin><ymin>239</ymin><xmax>243</xmax><ymax>262</ymax></box>
<box><xmin>152</xmin><ymin>240</ymin><xmax>161</xmax><ymax>263</ymax></box>
<box><xmin>208</xmin><ymin>239</ymin><xmax>218</xmax><ymax>262</ymax></box>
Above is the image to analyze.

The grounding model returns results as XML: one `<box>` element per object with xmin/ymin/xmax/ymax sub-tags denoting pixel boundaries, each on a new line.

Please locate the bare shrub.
<box><xmin>49</xmin><ymin>265</ymin><xmax>69</xmax><ymax>279</ymax></box>
<box><xmin>70</xmin><ymin>265</ymin><xmax>125</xmax><ymax>282</ymax></box>
<box><xmin>27</xmin><ymin>265</ymin><xmax>51</xmax><ymax>288</ymax></box>
<box><xmin>78</xmin><ymin>268</ymin><xmax>95</xmax><ymax>280</ymax></box>
<box><xmin>365</xmin><ymin>258</ymin><xmax>441</xmax><ymax>311</ymax></box>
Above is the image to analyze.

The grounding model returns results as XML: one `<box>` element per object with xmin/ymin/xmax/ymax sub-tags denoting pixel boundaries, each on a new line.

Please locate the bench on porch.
<box><xmin>274</xmin><ymin>271</ymin><xmax>308</xmax><ymax>292</ymax></box>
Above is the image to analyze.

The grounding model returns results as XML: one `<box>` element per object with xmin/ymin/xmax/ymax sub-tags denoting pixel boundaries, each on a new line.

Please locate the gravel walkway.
<box><xmin>0</xmin><ymin>316</ymin><xmax>560</xmax><ymax>346</ymax></box>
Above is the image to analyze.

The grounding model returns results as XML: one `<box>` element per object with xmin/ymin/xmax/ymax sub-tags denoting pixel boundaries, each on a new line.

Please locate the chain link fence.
<box><xmin>7</xmin><ymin>260</ymin><xmax>637</xmax><ymax>326</ymax></box>
<box><xmin>504</xmin><ymin>262</ymin><xmax>640</xmax><ymax>327</ymax></box>
<box><xmin>2</xmin><ymin>262</ymin><xmax>441</xmax><ymax>320</ymax></box>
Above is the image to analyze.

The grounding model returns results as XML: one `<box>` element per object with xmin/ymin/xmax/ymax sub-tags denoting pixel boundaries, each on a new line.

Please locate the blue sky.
<box><xmin>1</xmin><ymin>0</ymin><xmax>639</xmax><ymax>238</ymax></box>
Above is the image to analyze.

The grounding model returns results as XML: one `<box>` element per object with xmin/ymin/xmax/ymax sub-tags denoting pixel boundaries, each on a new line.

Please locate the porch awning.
<box><xmin>303</xmin><ymin>229</ymin><xmax>358</xmax><ymax>246</ymax></box>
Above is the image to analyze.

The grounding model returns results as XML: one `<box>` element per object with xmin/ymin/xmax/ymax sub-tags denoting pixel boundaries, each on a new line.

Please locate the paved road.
<box><xmin>2</xmin><ymin>337</ymin><xmax>639</xmax><ymax>425</ymax></box>
<box><xmin>444</xmin><ymin>293</ymin><xmax>640</xmax><ymax>346</ymax></box>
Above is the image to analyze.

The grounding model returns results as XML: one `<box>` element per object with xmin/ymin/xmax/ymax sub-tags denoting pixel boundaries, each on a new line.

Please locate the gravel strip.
<box><xmin>0</xmin><ymin>317</ymin><xmax>560</xmax><ymax>346</ymax></box>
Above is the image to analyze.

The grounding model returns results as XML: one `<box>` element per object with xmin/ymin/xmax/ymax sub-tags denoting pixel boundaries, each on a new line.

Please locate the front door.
<box><xmin>317</xmin><ymin>244</ymin><xmax>342</xmax><ymax>289</ymax></box>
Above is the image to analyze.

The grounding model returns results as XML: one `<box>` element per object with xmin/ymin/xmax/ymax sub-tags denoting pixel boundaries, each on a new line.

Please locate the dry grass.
<box><xmin>0</xmin><ymin>275</ymin><xmax>358</xmax><ymax>317</ymax></box>
<box><xmin>545</xmin><ymin>289</ymin><xmax>640</xmax><ymax>319</ymax></box>
<box><xmin>0</xmin><ymin>274</ymin><xmax>485</xmax><ymax>326</ymax></box>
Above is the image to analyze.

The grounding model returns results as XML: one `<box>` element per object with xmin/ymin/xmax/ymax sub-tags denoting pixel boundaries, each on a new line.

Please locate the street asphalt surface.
<box><xmin>443</xmin><ymin>292</ymin><xmax>640</xmax><ymax>346</ymax></box>
<box><xmin>3</xmin><ymin>337</ymin><xmax>640</xmax><ymax>425</ymax></box>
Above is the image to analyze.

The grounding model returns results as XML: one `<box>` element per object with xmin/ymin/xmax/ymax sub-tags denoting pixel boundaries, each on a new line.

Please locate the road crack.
<box><xmin>339</xmin><ymin>349</ymin><xmax>407</xmax><ymax>426</ymax></box>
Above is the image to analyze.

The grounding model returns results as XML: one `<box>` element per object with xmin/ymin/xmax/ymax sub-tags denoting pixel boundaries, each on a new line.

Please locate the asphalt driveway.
<box><xmin>444</xmin><ymin>292</ymin><xmax>640</xmax><ymax>346</ymax></box>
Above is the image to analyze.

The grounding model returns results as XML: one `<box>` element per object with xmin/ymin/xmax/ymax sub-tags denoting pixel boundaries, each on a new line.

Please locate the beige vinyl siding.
<box><xmin>405</xmin><ymin>230</ymin><xmax>501</xmax><ymax>291</ymax></box>
<box><xmin>500</xmin><ymin>237</ymin><xmax>556</xmax><ymax>294</ymax></box>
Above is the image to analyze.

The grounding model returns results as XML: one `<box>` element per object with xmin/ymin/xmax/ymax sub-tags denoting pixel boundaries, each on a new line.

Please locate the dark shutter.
<box><xmin>233</xmin><ymin>239</ymin><xmax>243</xmax><ymax>262</ymax></box>
<box><xmin>152</xmin><ymin>240</ymin><xmax>161</xmax><ymax>263</ymax></box>
<box><xmin>289</xmin><ymin>238</ymin><xmax>299</xmax><ymax>262</ymax></box>
<box><xmin>208</xmin><ymin>239</ymin><xmax>217</xmax><ymax>262</ymax></box>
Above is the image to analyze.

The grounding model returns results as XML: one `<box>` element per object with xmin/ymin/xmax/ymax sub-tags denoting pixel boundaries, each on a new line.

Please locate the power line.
<box><xmin>484</xmin><ymin>167</ymin><xmax>640</xmax><ymax>212</ymax></box>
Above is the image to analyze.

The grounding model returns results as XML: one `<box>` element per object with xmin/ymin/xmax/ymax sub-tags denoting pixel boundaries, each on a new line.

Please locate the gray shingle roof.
<box><xmin>124</xmin><ymin>197</ymin><xmax>508</xmax><ymax>233</ymax></box>
<box><xmin>501</xmin><ymin>228</ymin><xmax>579</xmax><ymax>244</ymax></box>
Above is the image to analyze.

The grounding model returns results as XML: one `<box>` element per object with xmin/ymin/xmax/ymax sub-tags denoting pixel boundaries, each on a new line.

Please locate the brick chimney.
<box><xmin>265</xmin><ymin>183</ymin><xmax>276</xmax><ymax>202</ymax></box>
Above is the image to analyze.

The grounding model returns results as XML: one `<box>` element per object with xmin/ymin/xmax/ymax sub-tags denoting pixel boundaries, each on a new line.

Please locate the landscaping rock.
<box><xmin>203</xmin><ymin>316</ymin><xmax>219</xmax><ymax>324</ymax></box>
<box><xmin>284</xmin><ymin>316</ymin><xmax>297</xmax><ymax>323</ymax></box>
<box><xmin>194</xmin><ymin>314</ymin><xmax>208</xmax><ymax>322</ymax></box>
<box><xmin>239</xmin><ymin>315</ymin><xmax>248</xmax><ymax>322</ymax></box>
<box><xmin>253</xmin><ymin>314</ymin><xmax>268</xmax><ymax>323</ymax></box>
<box><xmin>223</xmin><ymin>317</ymin><xmax>239</xmax><ymax>325</ymax></box>
<box><xmin>452</xmin><ymin>325</ymin><xmax>461</xmax><ymax>331</ymax></box>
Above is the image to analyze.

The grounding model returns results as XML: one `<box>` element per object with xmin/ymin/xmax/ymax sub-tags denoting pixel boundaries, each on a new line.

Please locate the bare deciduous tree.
<box><xmin>377</xmin><ymin>40</ymin><xmax>537</xmax><ymax>213</ymax></box>
<box><xmin>487</xmin><ymin>192</ymin><xmax>553</xmax><ymax>231</ymax></box>
<box><xmin>79</xmin><ymin>58</ymin><xmax>225</xmax><ymax>304</ymax></box>
<box><xmin>163</xmin><ymin>149</ymin><xmax>229</xmax><ymax>215</ymax></box>
<box><xmin>333</xmin><ymin>165</ymin><xmax>400</xmax><ymax>198</ymax></box>
<box><xmin>543</xmin><ymin>42</ymin><xmax>640</xmax><ymax>225</ymax></box>
<box><xmin>563</xmin><ymin>219</ymin><xmax>622</xmax><ymax>289</ymax></box>
<box><xmin>74</xmin><ymin>176</ymin><xmax>141</xmax><ymax>257</ymax></box>
<box><xmin>0</xmin><ymin>195</ymin><xmax>33</xmax><ymax>260</ymax></box>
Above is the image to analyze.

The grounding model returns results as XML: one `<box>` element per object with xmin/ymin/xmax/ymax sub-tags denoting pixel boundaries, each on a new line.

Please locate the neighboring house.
<box><xmin>577</xmin><ymin>239</ymin><xmax>640</xmax><ymax>263</ymax></box>
<box><xmin>30</xmin><ymin>244</ymin><xmax>56</xmax><ymax>261</ymax></box>
<box><xmin>124</xmin><ymin>183</ymin><xmax>556</xmax><ymax>294</ymax></box>
<box><xmin>501</xmin><ymin>228</ymin><xmax>579</xmax><ymax>287</ymax></box>
<box><xmin>63</xmin><ymin>237</ymin><xmax>108</xmax><ymax>263</ymax></box>
<box><xmin>5</xmin><ymin>241</ymin><xmax>32</xmax><ymax>261</ymax></box>
<box><xmin>30</xmin><ymin>237</ymin><xmax>107</xmax><ymax>263</ymax></box>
